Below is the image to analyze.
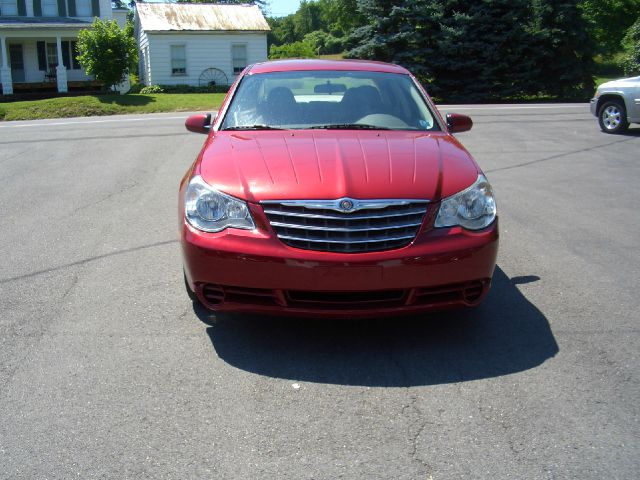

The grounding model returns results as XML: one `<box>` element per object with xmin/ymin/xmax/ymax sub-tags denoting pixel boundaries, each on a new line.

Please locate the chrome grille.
<box><xmin>262</xmin><ymin>198</ymin><xmax>429</xmax><ymax>253</ymax></box>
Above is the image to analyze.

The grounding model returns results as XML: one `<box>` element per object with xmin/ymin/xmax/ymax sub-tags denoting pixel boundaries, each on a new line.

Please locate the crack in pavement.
<box><xmin>0</xmin><ymin>132</ymin><xmax>192</xmax><ymax>146</ymax></box>
<box><xmin>486</xmin><ymin>135</ymin><xmax>640</xmax><ymax>174</ymax></box>
<box><xmin>66</xmin><ymin>181</ymin><xmax>140</xmax><ymax>217</ymax></box>
<box><xmin>0</xmin><ymin>239</ymin><xmax>179</xmax><ymax>285</ymax></box>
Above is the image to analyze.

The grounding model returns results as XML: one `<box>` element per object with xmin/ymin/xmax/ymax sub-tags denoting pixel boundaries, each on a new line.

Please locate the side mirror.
<box><xmin>446</xmin><ymin>113</ymin><xmax>473</xmax><ymax>133</ymax></box>
<box><xmin>185</xmin><ymin>113</ymin><xmax>211</xmax><ymax>134</ymax></box>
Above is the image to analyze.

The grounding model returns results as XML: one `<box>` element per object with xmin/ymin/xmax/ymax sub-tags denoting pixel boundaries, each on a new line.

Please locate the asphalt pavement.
<box><xmin>0</xmin><ymin>105</ymin><xmax>638</xmax><ymax>479</ymax></box>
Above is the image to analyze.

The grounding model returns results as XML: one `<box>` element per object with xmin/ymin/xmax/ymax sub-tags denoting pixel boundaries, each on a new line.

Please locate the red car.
<box><xmin>180</xmin><ymin>60</ymin><xmax>498</xmax><ymax>317</ymax></box>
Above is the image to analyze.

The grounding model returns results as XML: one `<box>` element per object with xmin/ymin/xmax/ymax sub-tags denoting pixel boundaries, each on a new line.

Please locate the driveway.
<box><xmin>0</xmin><ymin>105</ymin><xmax>638</xmax><ymax>479</ymax></box>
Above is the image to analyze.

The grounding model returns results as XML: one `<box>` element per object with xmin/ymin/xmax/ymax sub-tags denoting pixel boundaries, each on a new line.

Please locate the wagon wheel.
<box><xmin>198</xmin><ymin>68</ymin><xmax>229</xmax><ymax>87</ymax></box>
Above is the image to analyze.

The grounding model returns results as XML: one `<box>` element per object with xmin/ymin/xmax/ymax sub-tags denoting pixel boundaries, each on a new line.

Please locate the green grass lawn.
<box><xmin>0</xmin><ymin>93</ymin><xmax>226</xmax><ymax>121</ymax></box>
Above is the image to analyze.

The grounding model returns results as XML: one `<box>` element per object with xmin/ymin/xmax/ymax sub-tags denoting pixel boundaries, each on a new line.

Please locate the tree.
<box><xmin>294</xmin><ymin>0</ymin><xmax>323</xmax><ymax>38</ymax></box>
<box><xmin>529</xmin><ymin>0</ymin><xmax>595</xmax><ymax>98</ymax></box>
<box><xmin>346</xmin><ymin>1</ymin><xmax>419</xmax><ymax>69</ymax></box>
<box><xmin>76</xmin><ymin>19</ymin><xmax>137</xmax><ymax>91</ymax></box>
<box><xmin>303</xmin><ymin>30</ymin><xmax>344</xmax><ymax>54</ymax></box>
<box><xmin>579</xmin><ymin>0</ymin><xmax>640</xmax><ymax>56</ymax></box>
<box><xmin>622</xmin><ymin>18</ymin><xmax>640</xmax><ymax>75</ymax></box>
<box><xmin>316</xmin><ymin>0</ymin><xmax>365</xmax><ymax>37</ymax></box>
<box><xmin>268</xmin><ymin>15</ymin><xmax>298</xmax><ymax>46</ymax></box>
<box><xmin>423</xmin><ymin>0</ymin><xmax>537</xmax><ymax>101</ymax></box>
<box><xmin>347</xmin><ymin>0</ymin><xmax>595</xmax><ymax>101</ymax></box>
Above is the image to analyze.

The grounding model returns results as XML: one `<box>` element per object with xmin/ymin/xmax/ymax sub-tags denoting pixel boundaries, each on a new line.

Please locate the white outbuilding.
<box><xmin>134</xmin><ymin>2</ymin><xmax>269</xmax><ymax>87</ymax></box>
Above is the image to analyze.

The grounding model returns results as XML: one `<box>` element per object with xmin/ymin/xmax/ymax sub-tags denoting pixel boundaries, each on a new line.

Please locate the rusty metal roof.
<box><xmin>136</xmin><ymin>3</ymin><xmax>270</xmax><ymax>32</ymax></box>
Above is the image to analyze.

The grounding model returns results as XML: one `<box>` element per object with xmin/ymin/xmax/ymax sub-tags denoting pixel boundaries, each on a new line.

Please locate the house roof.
<box><xmin>0</xmin><ymin>16</ymin><xmax>92</xmax><ymax>29</ymax></box>
<box><xmin>135</xmin><ymin>3</ymin><xmax>270</xmax><ymax>32</ymax></box>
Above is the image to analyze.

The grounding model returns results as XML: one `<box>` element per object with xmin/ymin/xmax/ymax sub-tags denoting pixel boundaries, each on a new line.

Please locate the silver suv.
<box><xmin>591</xmin><ymin>76</ymin><xmax>640</xmax><ymax>134</ymax></box>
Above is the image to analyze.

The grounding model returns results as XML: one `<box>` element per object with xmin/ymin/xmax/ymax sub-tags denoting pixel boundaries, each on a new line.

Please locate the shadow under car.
<box><xmin>196</xmin><ymin>266</ymin><xmax>558</xmax><ymax>387</ymax></box>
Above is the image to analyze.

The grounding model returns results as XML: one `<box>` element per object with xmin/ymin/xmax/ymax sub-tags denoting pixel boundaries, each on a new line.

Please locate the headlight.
<box><xmin>185</xmin><ymin>176</ymin><xmax>255</xmax><ymax>232</ymax></box>
<box><xmin>435</xmin><ymin>174</ymin><xmax>496</xmax><ymax>230</ymax></box>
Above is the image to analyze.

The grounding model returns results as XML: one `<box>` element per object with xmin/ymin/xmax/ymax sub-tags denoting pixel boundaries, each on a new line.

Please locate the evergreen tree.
<box><xmin>529</xmin><ymin>0</ymin><xmax>595</xmax><ymax>97</ymax></box>
<box><xmin>348</xmin><ymin>0</ymin><xmax>595</xmax><ymax>100</ymax></box>
<box><xmin>426</xmin><ymin>0</ymin><xmax>535</xmax><ymax>101</ymax></box>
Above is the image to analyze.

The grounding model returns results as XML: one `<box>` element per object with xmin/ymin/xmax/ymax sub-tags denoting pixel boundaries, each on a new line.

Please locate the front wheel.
<box><xmin>598</xmin><ymin>100</ymin><xmax>629</xmax><ymax>134</ymax></box>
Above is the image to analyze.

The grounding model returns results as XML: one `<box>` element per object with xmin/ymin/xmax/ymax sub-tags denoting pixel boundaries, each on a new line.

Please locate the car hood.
<box><xmin>198</xmin><ymin>130</ymin><xmax>479</xmax><ymax>203</ymax></box>
<box><xmin>599</xmin><ymin>76</ymin><xmax>640</xmax><ymax>89</ymax></box>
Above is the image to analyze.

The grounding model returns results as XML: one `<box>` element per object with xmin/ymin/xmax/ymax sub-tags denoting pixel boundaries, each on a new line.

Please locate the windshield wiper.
<box><xmin>307</xmin><ymin>124</ymin><xmax>391</xmax><ymax>130</ymax></box>
<box><xmin>222</xmin><ymin>125</ymin><xmax>286</xmax><ymax>131</ymax></box>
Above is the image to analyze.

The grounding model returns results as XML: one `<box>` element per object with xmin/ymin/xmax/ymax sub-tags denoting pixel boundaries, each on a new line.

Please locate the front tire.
<box><xmin>598</xmin><ymin>100</ymin><xmax>629</xmax><ymax>134</ymax></box>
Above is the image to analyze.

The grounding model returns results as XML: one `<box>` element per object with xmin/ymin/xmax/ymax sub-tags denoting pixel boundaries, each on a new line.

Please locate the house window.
<box><xmin>76</xmin><ymin>0</ymin><xmax>91</xmax><ymax>17</ymax></box>
<box><xmin>42</xmin><ymin>0</ymin><xmax>58</xmax><ymax>16</ymax></box>
<box><xmin>0</xmin><ymin>0</ymin><xmax>18</xmax><ymax>16</ymax></box>
<box><xmin>232</xmin><ymin>44</ymin><xmax>247</xmax><ymax>75</ymax></box>
<box><xmin>46</xmin><ymin>43</ymin><xmax>58</xmax><ymax>70</ymax></box>
<box><xmin>171</xmin><ymin>45</ymin><xmax>186</xmax><ymax>75</ymax></box>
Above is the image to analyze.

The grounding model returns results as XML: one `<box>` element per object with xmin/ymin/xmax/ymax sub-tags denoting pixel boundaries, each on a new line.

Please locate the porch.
<box><xmin>0</xmin><ymin>22</ymin><xmax>93</xmax><ymax>96</ymax></box>
<box><xmin>1</xmin><ymin>80</ymin><xmax>103</xmax><ymax>100</ymax></box>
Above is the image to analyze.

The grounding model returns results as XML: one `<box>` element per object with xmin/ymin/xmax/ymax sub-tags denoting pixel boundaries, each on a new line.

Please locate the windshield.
<box><xmin>220</xmin><ymin>70</ymin><xmax>439</xmax><ymax>131</ymax></box>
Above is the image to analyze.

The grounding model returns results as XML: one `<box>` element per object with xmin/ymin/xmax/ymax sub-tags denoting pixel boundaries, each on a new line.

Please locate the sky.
<box><xmin>267</xmin><ymin>0</ymin><xmax>302</xmax><ymax>17</ymax></box>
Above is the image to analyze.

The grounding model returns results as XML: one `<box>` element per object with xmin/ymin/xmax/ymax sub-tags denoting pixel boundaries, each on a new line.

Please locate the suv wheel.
<box><xmin>598</xmin><ymin>100</ymin><xmax>629</xmax><ymax>134</ymax></box>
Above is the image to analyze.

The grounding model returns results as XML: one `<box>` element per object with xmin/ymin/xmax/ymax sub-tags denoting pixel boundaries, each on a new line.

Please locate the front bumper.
<box><xmin>182</xmin><ymin>209</ymin><xmax>499</xmax><ymax>317</ymax></box>
<box><xmin>590</xmin><ymin>97</ymin><xmax>598</xmax><ymax>116</ymax></box>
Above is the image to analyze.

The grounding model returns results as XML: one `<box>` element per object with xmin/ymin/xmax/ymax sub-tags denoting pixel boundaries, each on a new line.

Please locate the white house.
<box><xmin>0</xmin><ymin>0</ymin><xmax>127</xmax><ymax>96</ymax></box>
<box><xmin>134</xmin><ymin>2</ymin><xmax>269</xmax><ymax>87</ymax></box>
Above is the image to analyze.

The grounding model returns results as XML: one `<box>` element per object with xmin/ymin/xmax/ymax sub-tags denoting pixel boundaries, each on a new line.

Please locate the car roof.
<box><xmin>247</xmin><ymin>59</ymin><xmax>410</xmax><ymax>75</ymax></box>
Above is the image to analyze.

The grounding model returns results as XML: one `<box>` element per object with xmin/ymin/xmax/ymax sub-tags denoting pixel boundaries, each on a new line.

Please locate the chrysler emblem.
<box><xmin>338</xmin><ymin>199</ymin><xmax>355</xmax><ymax>212</ymax></box>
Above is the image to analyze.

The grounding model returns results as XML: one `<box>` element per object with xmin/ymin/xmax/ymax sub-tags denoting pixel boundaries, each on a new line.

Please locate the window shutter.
<box><xmin>57</xmin><ymin>0</ymin><xmax>67</xmax><ymax>16</ymax></box>
<box><xmin>33</xmin><ymin>0</ymin><xmax>42</xmax><ymax>16</ymax></box>
<box><xmin>67</xmin><ymin>0</ymin><xmax>76</xmax><ymax>17</ymax></box>
<box><xmin>62</xmin><ymin>41</ymin><xmax>70</xmax><ymax>68</ymax></box>
<box><xmin>17</xmin><ymin>0</ymin><xmax>27</xmax><ymax>16</ymax></box>
<box><xmin>37</xmin><ymin>41</ymin><xmax>47</xmax><ymax>71</ymax></box>
<box><xmin>91</xmin><ymin>0</ymin><xmax>99</xmax><ymax>17</ymax></box>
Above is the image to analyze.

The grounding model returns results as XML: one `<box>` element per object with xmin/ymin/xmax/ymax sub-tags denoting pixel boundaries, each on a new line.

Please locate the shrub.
<box><xmin>139</xmin><ymin>85</ymin><xmax>165</xmax><ymax>94</ymax></box>
<box><xmin>269</xmin><ymin>41</ymin><xmax>317</xmax><ymax>59</ymax></box>
<box><xmin>303</xmin><ymin>31</ymin><xmax>345</xmax><ymax>55</ymax></box>
<box><xmin>76</xmin><ymin>19</ymin><xmax>137</xmax><ymax>91</ymax></box>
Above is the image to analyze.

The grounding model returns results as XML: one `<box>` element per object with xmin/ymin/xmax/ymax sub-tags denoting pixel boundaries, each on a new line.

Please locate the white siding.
<box><xmin>73</xmin><ymin>0</ymin><xmax>113</xmax><ymax>21</ymax></box>
<box><xmin>75</xmin><ymin>0</ymin><xmax>93</xmax><ymax>17</ymax></box>
<box><xmin>145</xmin><ymin>32</ymin><xmax>267</xmax><ymax>86</ymax></box>
<box><xmin>1</xmin><ymin>0</ymin><xmax>18</xmax><ymax>16</ymax></box>
<box><xmin>138</xmin><ymin>27</ymin><xmax>151</xmax><ymax>85</ymax></box>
